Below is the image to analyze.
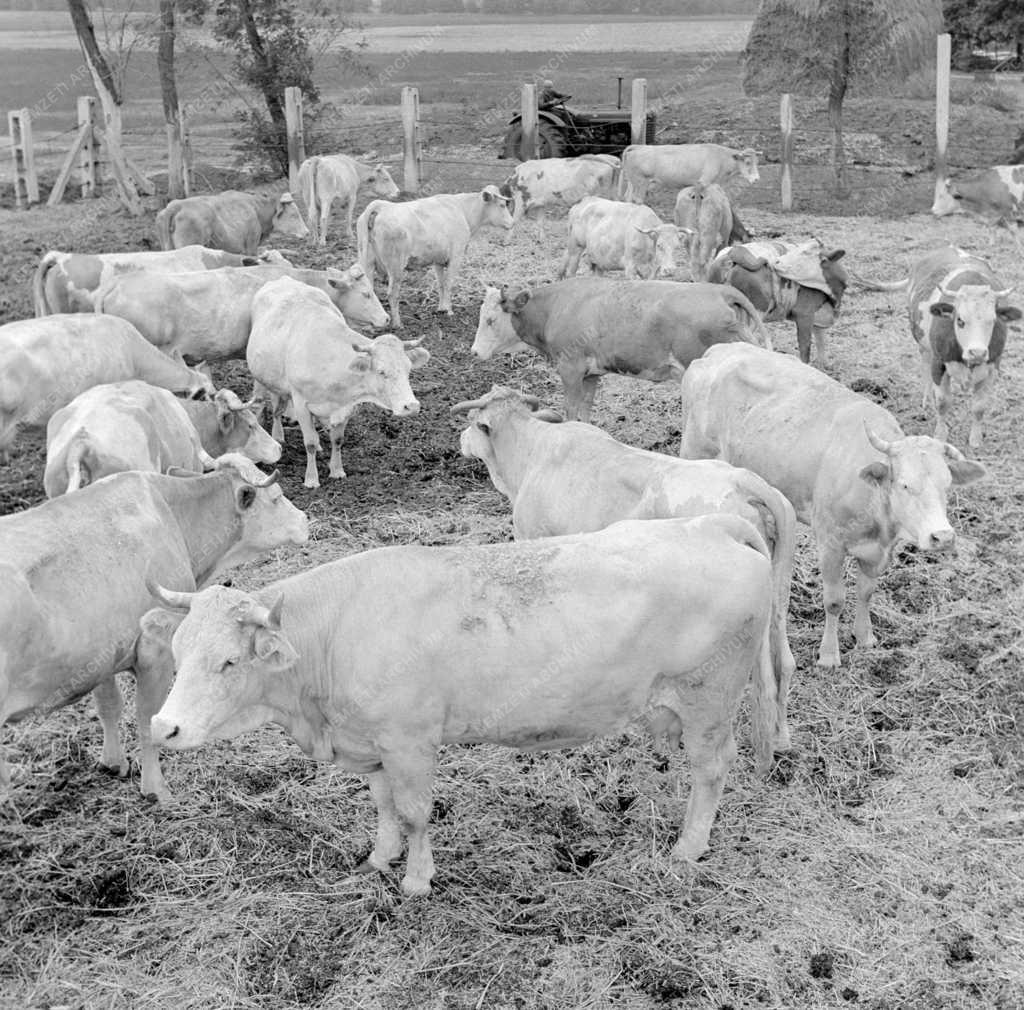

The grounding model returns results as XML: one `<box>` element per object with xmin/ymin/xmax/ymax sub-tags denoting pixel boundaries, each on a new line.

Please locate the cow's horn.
<box><xmin>994</xmin><ymin>287</ymin><xmax>1014</xmax><ymax>300</ymax></box>
<box><xmin>864</xmin><ymin>424</ymin><xmax>894</xmax><ymax>455</ymax></box>
<box><xmin>147</xmin><ymin>580</ymin><xmax>196</xmax><ymax>611</ymax></box>
<box><xmin>403</xmin><ymin>336</ymin><xmax>425</xmax><ymax>348</ymax></box>
<box><xmin>520</xmin><ymin>393</ymin><xmax>542</xmax><ymax>409</ymax></box>
<box><xmin>252</xmin><ymin>469</ymin><xmax>280</xmax><ymax>488</ymax></box>
<box><xmin>240</xmin><ymin>397</ymin><xmax>261</xmax><ymax>411</ymax></box>
<box><xmin>450</xmin><ymin>396</ymin><xmax>489</xmax><ymax>415</ymax></box>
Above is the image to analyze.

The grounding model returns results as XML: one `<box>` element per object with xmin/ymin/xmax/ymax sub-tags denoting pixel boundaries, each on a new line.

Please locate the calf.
<box><xmin>155</xmin><ymin>190</ymin><xmax>309</xmax><ymax>254</ymax></box>
<box><xmin>932</xmin><ymin>166</ymin><xmax>1024</xmax><ymax>252</ymax></box>
<box><xmin>1</xmin><ymin>455</ymin><xmax>308</xmax><ymax>802</ymax></box>
<box><xmin>709</xmin><ymin>240</ymin><xmax>847</xmax><ymax>367</ymax></box>
<box><xmin>453</xmin><ymin>385</ymin><xmax>798</xmax><ymax>751</ymax></box>
<box><xmin>0</xmin><ymin>315</ymin><xmax>213</xmax><ymax>462</ymax></box>
<box><xmin>149</xmin><ymin>514</ymin><xmax>774</xmax><ymax>894</ymax></box>
<box><xmin>680</xmin><ymin>343</ymin><xmax>985</xmax><ymax>668</ymax></box>
<box><xmin>502</xmin><ymin>154</ymin><xmax>619</xmax><ymax>227</ymax></box>
<box><xmin>561</xmin><ymin>196</ymin><xmax>689</xmax><ymax>280</ymax></box>
<box><xmin>247</xmin><ymin>276</ymin><xmax>430</xmax><ymax>488</ymax></box>
<box><xmin>94</xmin><ymin>261</ymin><xmax>388</xmax><ymax>361</ymax></box>
<box><xmin>619</xmin><ymin>143</ymin><xmax>759</xmax><ymax>203</ymax></box>
<box><xmin>357</xmin><ymin>185</ymin><xmax>514</xmax><ymax>327</ymax></box>
<box><xmin>471</xmin><ymin>277</ymin><xmax>769</xmax><ymax>422</ymax></box>
<box><xmin>674</xmin><ymin>183</ymin><xmax>745</xmax><ymax>281</ymax></box>
<box><xmin>297</xmin><ymin>154</ymin><xmax>400</xmax><ymax>246</ymax></box>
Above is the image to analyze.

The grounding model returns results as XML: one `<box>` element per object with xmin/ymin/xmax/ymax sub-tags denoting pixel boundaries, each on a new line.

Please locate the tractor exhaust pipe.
<box><xmin>617</xmin><ymin>76</ymin><xmax>623</xmax><ymax>109</ymax></box>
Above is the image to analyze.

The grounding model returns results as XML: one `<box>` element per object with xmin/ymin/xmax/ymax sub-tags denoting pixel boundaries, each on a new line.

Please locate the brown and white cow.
<box><xmin>619</xmin><ymin>143</ymin><xmax>760</xmax><ymax>204</ymax></box>
<box><xmin>453</xmin><ymin>385</ymin><xmax>798</xmax><ymax>752</ymax></box>
<box><xmin>357</xmin><ymin>186</ymin><xmax>514</xmax><ymax>327</ymax></box>
<box><xmin>502</xmin><ymin>154</ymin><xmax>620</xmax><ymax>228</ymax></box>
<box><xmin>247</xmin><ymin>276</ymin><xmax>430</xmax><ymax>488</ymax></box>
<box><xmin>148</xmin><ymin>513</ymin><xmax>774</xmax><ymax>894</ymax></box>
<box><xmin>0</xmin><ymin>315</ymin><xmax>214</xmax><ymax>462</ymax></box>
<box><xmin>561</xmin><ymin>196</ymin><xmax>690</xmax><ymax>280</ymax></box>
<box><xmin>0</xmin><ymin>455</ymin><xmax>308</xmax><ymax>802</ymax></box>
<box><xmin>674</xmin><ymin>183</ymin><xmax>749</xmax><ymax>281</ymax></box>
<box><xmin>680</xmin><ymin>343</ymin><xmax>985</xmax><ymax>668</ymax></box>
<box><xmin>708</xmin><ymin>240</ymin><xmax>847</xmax><ymax>367</ymax></box>
<box><xmin>297</xmin><ymin>154</ymin><xmax>401</xmax><ymax>246</ymax></box>
<box><xmin>932</xmin><ymin>165</ymin><xmax>1024</xmax><ymax>252</ymax></box>
<box><xmin>94</xmin><ymin>261</ymin><xmax>388</xmax><ymax>361</ymax></box>
<box><xmin>155</xmin><ymin>190</ymin><xmax>310</xmax><ymax>255</ymax></box>
<box><xmin>180</xmin><ymin>389</ymin><xmax>282</xmax><ymax>465</ymax></box>
<box><xmin>471</xmin><ymin>277</ymin><xmax>769</xmax><ymax>422</ymax></box>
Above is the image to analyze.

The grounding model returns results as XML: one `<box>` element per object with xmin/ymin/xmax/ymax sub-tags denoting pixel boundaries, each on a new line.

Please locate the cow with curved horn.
<box><xmin>680</xmin><ymin>343</ymin><xmax>985</xmax><ymax>668</ymax></box>
<box><xmin>247</xmin><ymin>276</ymin><xmax>430</xmax><ymax>488</ymax></box>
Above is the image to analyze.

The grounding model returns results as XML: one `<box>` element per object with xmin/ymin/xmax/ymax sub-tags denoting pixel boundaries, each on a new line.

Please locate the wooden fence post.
<box><xmin>285</xmin><ymin>86</ymin><xmax>305</xmax><ymax>191</ymax></box>
<box><xmin>630</xmin><ymin>78</ymin><xmax>648</xmax><ymax>146</ymax></box>
<box><xmin>78</xmin><ymin>95</ymin><xmax>99</xmax><ymax>197</ymax></box>
<box><xmin>401</xmin><ymin>86</ymin><xmax>421</xmax><ymax>193</ymax></box>
<box><xmin>934</xmin><ymin>33</ymin><xmax>951</xmax><ymax>208</ymax></box>
<box><xmin>780</xmin><ymin>93</ymin><xmax>794</xmax><ymax>212</ymax></box>
<box><xmin>178</xmin><ymin>102</ymin><xmax>192</xmax><ymax>197</ymax></box>
<box><xmin>520</xmin><ymin>83</ymin><xmax>537</xmax><ymax>160</ymax></box>
<box><xmin>8</xmin><ymin>109</ymin><xmax>40</xmax><ymax>208</ymax></box>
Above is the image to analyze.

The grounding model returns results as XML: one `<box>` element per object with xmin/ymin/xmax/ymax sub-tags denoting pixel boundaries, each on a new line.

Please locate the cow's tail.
<box><xmin>298</xmin><ymin>156</ymin><xmax>320</xmax><ymax>234</ymax></box>
<box><xmin>846</xmin><ymin>268</ymin><xmax>909</xmax><ymax>292</ymax></box>
<box><xmin>357</xmin><ymin>203</ymin><xmax>380</xmax><ymax>278</ymax></box>
<box><xmin>32</xmin><ymin>252</ymin><xmax>59</xmax><ymax>316</ymax></box>
<box><xmin>726</xmin><ymin>286</ymin><xmax>773</xmax><ymax>351</ymax></box>
<box><xmin>155</xmin><ymin>204</ymin><xmax>176</xmax><ymax>251</ymax></box>
<box><xmin>63</xmin><ymin>430</ymin><xmax>93</xmax><ymax>493</ymax></box>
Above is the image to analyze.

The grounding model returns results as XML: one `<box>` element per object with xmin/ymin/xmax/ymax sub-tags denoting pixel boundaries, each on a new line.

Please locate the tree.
<box><xmin>944</xmin><ymin>0</ymin><xmax>1024</xmax><ymax>63</ymax></box>
<box><xmin>158</xmin><ymin>0</ymin><xmax>187</xmax><ymax>198</ymax></box>
<box><xmin>743</xmin><ymin>0</ymin><xmax>943</xmax><ymax>195</ymax></box>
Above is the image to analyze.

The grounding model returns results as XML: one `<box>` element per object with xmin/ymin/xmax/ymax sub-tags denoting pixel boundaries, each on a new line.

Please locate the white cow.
<box><xmin>561</xmin><ymin>196</ymin><xmax>690</xmax><ymax>280</ymax></box>
<box><xmin>44</xmin><ymin>383</ymin><xmax>280</xmax><ymax>497</ymax></box>
<box><xmin>502</xmin><ymin>154</ymin><xmax>620</xmax><ymax>227</ymax></box>
<box><xmin>674</xmin><ymin>183</ymin><xmax>737</xmax><ymax>281</ymax></box>
<box><xmin>619</xmin><ymin>143</ymin><xmax>760</xmax><ymax>204</ymax></box>
<box><xmin>94</xmin><ymin>262</ymin><xmax>388</xmax><ymax>361</ymax></box>
<box><xmin>148</xmin><ymin>514</ymin><xmax>774</xmax><ymax>894</ymax></box>
<box><xmin>247</xmin><ymin>276</ymin><xmax>430</xmax><ymax>488</ymax></box>
<box><xmin>0</xmin><ymin>315</ymin><xmax>214</xmax><ymax>462</ymax></box>
<box><xmin>931</xmin><ymin>165</ymin><xmax>1024</xmax><ymax>252</ymax></box>
<box><xmin>297</xmin><ymin>154</ymin><xmax>401</xmax><ymax>246</ymax></box>
<box><xmin>357</xmin><ymin>185</ymin><xmax>514</xmax><ymax>327</ymax></box>
<box><xmin>680</xmin><ymin>343</ymin><xmax>986</xmax><ymax>668</ymax></box>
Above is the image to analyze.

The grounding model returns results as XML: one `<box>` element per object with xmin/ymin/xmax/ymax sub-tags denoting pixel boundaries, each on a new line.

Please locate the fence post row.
<box><xmin>779</xmin><ymin>93</ymin><xmax>794</xmax><ymax>212</ymax></box>
<box><xmin>630</xmin><ymin>78</ymin><xmax>647</xmax><ymax>146</ymax></box>
<box><xmin>401</xmin><ymin>86</ymin><xmax>421</xmax><ymax>193</ymax></box>
<box><xmin>934</xmin><ymin>32</ymin><xmax>951</xmax><ymax>207</ymax></box>
<box><xmin>8</xmin><ymin>108</ymin><xmax>40</xmax><ymax>209</ymax></box>
<box><xmin>284</xmin><ymin>87</ymin><xmax>306</xmax><ymax>193</ymax></box>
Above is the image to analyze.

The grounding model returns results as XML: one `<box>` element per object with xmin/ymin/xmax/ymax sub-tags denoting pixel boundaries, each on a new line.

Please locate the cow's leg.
<box><xmin>432</xmin><ymin>264</ymin><xmax>450</xmax><ymax>314</ymax></box>
<box><xmin>578</xmin><ymin>375</ymin><xmax>600</xmax><ymax>423</ymax></box>
<box><xmin>437</xmin><ymin>252</ymin><xmax>462</xmax><ymax>315</ymax></box>
<box><xmin>812</xmin><ymin>325</ymin><xmax>829</xmax><ymax>369</ymax></box>
<box><xmin>795</xmin><ymin>314</ymin><xmax>813</xmax><ymax>365</ymax></box>
<box><xmin>558</xmin><ymin>363</ymin><xmax>589</xmax><ymax>422</ymax></box>
<box><xmin>344</xmin><ymin>198</ymin><xmax>356</xmax><ymax>244</ymax></box>
<box><xmin>853</xmin><ymin>560</ymin><xmax>880</xmax><ymax>650</ymax></box>
<box><xmin>92</xmin><ymin>676</ymin><xmax>128</xmax><ymax>776</ymax></box>
<box><xmin>328</xmin><ymin>405</ymin><xmax>357</xmax><ymax>480</ymax></box>
<box><xmin>381</xmin><ymin>745</ymin><xmax>439</xmax><ymax>897</ymax></box>
<box><xmin>362</xmin><ymin>771</ymin><xmax>404</xmax><ymax>871</ymax></box>
<box><xmin>317</xmin><ymin>195</ymin><xmax>333</xmax><ymax>248</ymax></box>
<box><xmin>386</xmin><ymin>264</ymin><xmax>404</xmax><ymax>329</ymax></box>
<box><xmin>816</xmin><ymin>537</ymin><xmax>847</xmax><ymax>668</ymax></box>
<box><xmin>291</xmin><ymin>394</ymin><xmax>323</xmax><ymax>489</ymax></box>
<box><xmin>968</xmin><ymin>367</ymin><xmax>994</xmax><ymax>451</ymax></box>
<box><xmin>560</xmin><ymin>241</ymin><xmax>583</xmax><ymax>279</ymax></box>
<box><xmin>917</xmin><ymin>346</ymin><xmax>934</xmax><ymax>411</ymax></box>
<box><xmin>932</xmin><ymin>370</ymin><xmax>952</xmax><ymax>443</ymax></box>
<box><xmin>269</xmin><ymin>392</ymin><xmax>288</xmax><ymax>444</ymax></box>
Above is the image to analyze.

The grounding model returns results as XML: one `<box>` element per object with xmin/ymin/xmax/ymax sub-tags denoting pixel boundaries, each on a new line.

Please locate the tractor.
<box><xmin>500</xmin><ymin>82</ymin><xmax>657</xmax><ymax>161</ymax></box>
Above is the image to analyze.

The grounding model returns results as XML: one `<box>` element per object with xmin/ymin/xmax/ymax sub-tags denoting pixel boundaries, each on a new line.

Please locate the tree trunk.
<box><xmin>158</xmin><ymin>0</ymin><xmax>184</xmax><ymax>199</ymax></box>
<box><xmin>828</xmin><ymin>29</ymin><xmax>850</xmax><ymax>198</ymax></box>
<box><xmin>238</xmin><ymin>0</ymin><xmax>286</xmax><ymax>129</ymax></box>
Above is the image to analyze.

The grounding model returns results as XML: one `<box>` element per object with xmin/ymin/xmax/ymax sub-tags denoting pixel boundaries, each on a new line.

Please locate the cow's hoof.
<box><xmin>140</xmin><ymin>785</ymin><xmax>176</xmax><ymax>806</ymax></box>
<box><xmin>303</xmin><ymin>476</ymin><xmax>321</xmax><ymax>490</ymax></box>
<box><xmin>328</xmin><ymin>466</ymin><xmax>347</xmax><ymax>480</ymax></box>
<box><xmin>816</xmin><ymin>652</ymin><xmax>841</xmax><ymax>669</ymax></box>
<box><xmin>669</xmin><ymin>836</ymin><xmax>708</xmax><ymax>865</ymax></box>
<box><xmin>401</xmin><ymin>875</ymin><xmax>432</xmax><ymax>898</ymax></box>
<box><xmin>855</xmin><ymin>634</ymin><xmax>878</xmax><ymax>650</ymax></box>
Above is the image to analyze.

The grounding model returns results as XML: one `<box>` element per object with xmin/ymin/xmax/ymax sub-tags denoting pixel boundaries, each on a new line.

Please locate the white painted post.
<box><xmin>8</xmin><ymin>108</ymin><xmax>40</xmax><ymax>208</ymax></box>
<box><xmin>284</xmin><ymin>86</ymin><xmax>305</xmax><ymax>191</ymax></box>
<box><xmin>78</xmin><ymin>95</ymin><xmax>99</xmax><ymax>197</ymax></box>
<box><xmin>178</xmin><ymin>102</ymin><xmax>192</xmax><ymax>197</ymax></box>
<box><xmin>401</xmin><ymin>86</ymin><xmax>421</xmax><ymax>193</ymax></box>
<box><xmin>780</xmin><ymin>93</ymin><xmax>794</xmax><ymax>212</ymax></box>
<box><xmin>520</xmin><ymin>83</ymin><xmax>537</xmax><ymax>160</ymax></box>
<box><xmin>630</xmin><ymin>78</ymin><xmax>648</xmax><ymax>146</ymax></box>
<box><xmin>934</xmin><ymin>33</ymin><xmax>951</xmax><ymax>208</ymax></box>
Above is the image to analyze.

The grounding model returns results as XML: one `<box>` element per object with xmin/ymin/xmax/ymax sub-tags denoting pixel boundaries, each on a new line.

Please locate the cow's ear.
<box><xmin>327</xmin><ymin>277</ymin><xmax>352</xmax><ymax>293</ymax></box>
<box><xmin>217</xmin><ymin>403</ymin><xmax>235</xmax><ymax>434</ymax></box>
<box><xmin>824</xmin><ymin>249</ymin><xmax>846</xmax><ymax>263</ymax></box>
<box><xmin>406</xmin><ymin>346</ymin><xmax>430</xmax><ymax>369</ymax></box>
<box><xmin>997</xmin><ymin>304</ymin><xmax>1023</xmax><ymax>322</ymax></box>
<box><xmin>944</xmin><ymin>446</ymin><xmax>986</xmax><ymax>485</ymax></box>
<box><xmin>251</xmin><ymin>627</ymin><xmax>299</xmax><ymax>672</ymax></box>
<box><xmin>859</xmin><ymin>461</ymin><xmax>890</xmax><ymax>484</ymax></box>
<box><xmin>930</xmin><ymin>301</ymin><xmax>955</xmax><ymax>318</ymax></box>
<box><xmin>349</xmin><ymin>352</ymin><xmax>372</xmax><ymax>373</ymax></box>
<box><xmin>534</xmin><ymin>408</ymin><xmax>564</xmax><ymax>423</ymax></box>
<box><xmin>482</xmin><ymin>188</ymin><xmax>495</xmax><ymax>202</ymax></box>
<box><xmin>476</xmin><ymin>421</ymin><xmax>491</xmax><ymax>436</ymax></box>
<box><xmin>510</xmin><ymin>290</ymin><xmax>531</xmax><ymax>313</ymax></box>
<box><xmin>138</xmin><ymin>606</ymin><xmax>185</xmax><ymax>643</ymax></box>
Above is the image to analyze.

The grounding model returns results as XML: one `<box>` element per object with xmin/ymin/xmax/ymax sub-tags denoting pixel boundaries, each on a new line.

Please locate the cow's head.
<box><xmin>149</xmin><ymin>584</ymin><xmax>299</xmax><ymax>750</ymax></box>
<box><xmin>213</xmin><ymin>389</ymin><xmax>281</xmax><ymax>464</ymax></box>
<box><xmin>369</xmin><ymin>164</ymin><xmax>401</xmax><ymax>199</ymax></box>
<box><xmin>931</xmin><ymin>178</ymin><xmax>961</xmax><ymax>217</ymax></box>
<box><xmin>273</xmin><ymin>192</ymin><xmax>311</xmax><ymax>240</ymax></box>
<box><xmin>174</xmin><ymin>351</ymin><xmax>216</xmax><ymax>399</ymax></box>
<box><xmin>472</xmin><ymin>286</ymin><xmax>531</xmax><ymax>359</ymax></box>
<box><xmin>859</xmin><ymin>425</ymin><xmax>985</xmax><ymax>551</ymax></box>
<box><xmin>635</xmin><ymin>223</ymin><xmax>692</xmax><ymax>277</ymax></box>
<box><xmin>480</xmin><ymin>185</ymin><xmax>515</xmax><ymax>230</ymax></box>
<box><xmin>343</xmin><ymin>334</ymin><xmax>429</xmax><ymax>418</ymax></box>
<box><xmin>735</xmin><ymin>148</ymin><xmax>760</xmax><ymax>184</ymax></box>
<box><xmin>930</xmin><ymin>283</ymin><xmax>1020</xmax><ymax>365</ymax></box>
<box><xmin>326</xmin><ymin>263</ymin><xmax>390</xmax><ymax>327</ymax></box>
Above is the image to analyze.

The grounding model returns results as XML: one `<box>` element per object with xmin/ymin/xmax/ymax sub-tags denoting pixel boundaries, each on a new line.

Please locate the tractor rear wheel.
<box><xmin>503</xmin><ymin>121</ymin><xmax>567</xmax><ymax>161</ymax></box>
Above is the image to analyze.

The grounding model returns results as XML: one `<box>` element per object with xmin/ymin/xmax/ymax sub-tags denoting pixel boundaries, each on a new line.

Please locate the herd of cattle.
<box><xmin>2</xmin><ymin>139</ymin><xmax>1022</xmax><ymax>898</ymax></box>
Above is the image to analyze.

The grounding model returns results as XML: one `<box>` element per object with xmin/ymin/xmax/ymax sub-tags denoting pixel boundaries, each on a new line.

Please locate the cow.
<box><xmin>674</xmin><ymin>183</ymin><xmax>749</xmax><ymax>281</ymax></box>
<box><xmin>501</xmin><ymin>154</ymin><xmax>620</xmax><ymax>228</ymax></box>
<box><xmin>356</xmin><ymin>185</ymin><xmax>515</xmax><ymax>328</ymax></box>
<box><xmin>247</xmin><ymin>276</ymin><xmax>430</xmax><ymax>488</ymax></box>
<box><xmin>619</xmin><ymin>143</ymin><xmax>760</xmax><ymax>204</ymax></box>
<box><xmin>560</xmin><ymin>196</ymin><xmax>690</xmax><ymax>280</ymax></box>
<box><xmin>679</xmin><ymin>343</ymin><xmax>986</xmax><ymax>668</ymax></box>
<box><xmin>155</xmin><ymin>190</ymin><xmax>310</xmax><ymax>254</ymax></box>
<box><xmin>94</xmin><ymin>261</ymin><xmax>388</xmax><ymax>361</ymax></box>
<box><xmin>931</xmin><ymin>165</ymin><xmax>1024</xmax><ymax>252</ymax></box>
<box><xmin>43</xmin><ymin>383</ymin><xmax>280</xmax><ymax>497</ymax></box>
<box><xmin>708</xmin><ymin>240</ymin><xmax>847</xmax><ymax>367</ymax></box>
<box><xmin>0</xmin><ymin>454</ymin><xmax>309</xmax><ymax>802</ymax></box>
<box><xmin>148</xmin><ymin>513</ymin><xmax>775</xmax><ymax>894</ymax></box>
<box><xmin>452</xmin><ymin>385</ymin><xmax>798</xmax><ymax>752</ymax></box>
<box><xmin>470</xmin><ymin>277</ymin><xmax>770</xmax><ymax>422</ymax></box>
<box><xmin>297</xmin><ymin>154</ymin><xmax>401</xmax><ymax>246</ymax></box>
<box><xmin>0</xmin><ymin>315</ymin><xmax>214</xmax><ymax>463</ymax></box>
<box><xmin>32</xmin><ymin>246</ymin><xmax>292</xmax><ymax>317</ymax></box>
